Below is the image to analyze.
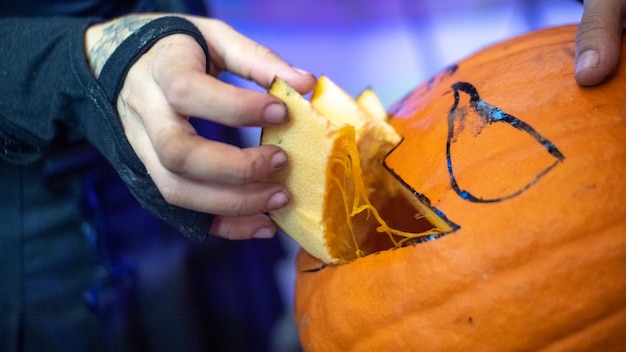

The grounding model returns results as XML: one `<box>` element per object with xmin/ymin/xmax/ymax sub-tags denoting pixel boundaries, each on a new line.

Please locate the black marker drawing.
<box><xmin>447</xmin><ymin>82</ymin><xmax>565</xmax><ymax>203</ymax></box>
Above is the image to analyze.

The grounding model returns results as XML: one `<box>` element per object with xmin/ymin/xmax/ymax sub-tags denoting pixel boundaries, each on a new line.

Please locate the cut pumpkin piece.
<box><xmin>311</xmin><ymin>76</ymin><xmax>400</xmax><ymax>151</ymax></box>
<box><xmin>311</xmin><ymin>76</ymin><xmax>400</xmax><ymax>188</ymax></box>
<box><xmin>262</xmin><ymin>76</ymin><xmax>450</xmax><ymax>264</ymax></box>
<box><xmin>356</xmin><ymin>87</ymin><xmax>388</xmax><ymax>122</ymax></box>
<box><xmin>260</xmin><ymin>77</ymin><xmax>359</xmax><ymax>264</ymax></box>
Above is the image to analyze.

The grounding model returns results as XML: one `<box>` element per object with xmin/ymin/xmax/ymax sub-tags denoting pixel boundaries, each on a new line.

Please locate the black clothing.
<box><xmin>1</xmin><ymin>1</ymin><xmax>287</xmax><ymax>351</ymax></box>
<box><xmin>0</xmin><ymin>0</ymin><xmax>208</xmax><ymax>18</ymax></box>
<box><xmin>0</xmin><ymin>14</ymin><xmax>211</xmax><ymax>242</ymax></box>
<box><xmin>0</xmin><ymin>162</ymin><xmax>110</xmax><ymax>351</ymax></box>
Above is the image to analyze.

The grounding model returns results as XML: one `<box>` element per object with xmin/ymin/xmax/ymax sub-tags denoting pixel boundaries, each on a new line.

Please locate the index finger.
<box><xmin>188</xmin><ymin>17</ymin><xmax>317</xmax><ymax>93</ymax></box>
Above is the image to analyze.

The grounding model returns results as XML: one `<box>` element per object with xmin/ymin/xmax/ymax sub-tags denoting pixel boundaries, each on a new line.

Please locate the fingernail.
<box><xmin>267</xmin><ymin>191</ymin><xmax>289</xmax><ymax>210</ymax></box>
<box><xmin>253</xmin><ymin>227</ymin><xmax>275</xmax><ymax>239</ymax></box>
<box><xmin>293</xmin><ymin>67</ymin><xmax>312</xmax><ymax>76</ymax></box>
<box><xmin>271</xmin><ymin>151</ymin><xmax>287</xmax><ymax>170</ymax></box>
<box><xmin>576</xmin><ymin>50</ymin><xmax>600</xmax><ymax>73</ymax></box>
<box><xmin>264</xmin><ymin>102</ymin><xmax>287</xmax><ymax>124</ymax></box>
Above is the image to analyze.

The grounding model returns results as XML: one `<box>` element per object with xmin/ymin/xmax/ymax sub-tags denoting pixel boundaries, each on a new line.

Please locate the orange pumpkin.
<box><xmin>295</xmin><ymin>25</ymin><xmax>626</xmax><ymax>351</ymax></box>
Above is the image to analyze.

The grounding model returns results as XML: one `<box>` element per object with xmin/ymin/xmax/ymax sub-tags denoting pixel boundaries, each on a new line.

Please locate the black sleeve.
<box><xmin>0</xmin><ymin>17</ymin><xmax>97</xmax><ymax>164</ymax></box>
<box><xmin>0</xmin><ymin>17</ymin><xmax>212</xmax><ymax>241</ymax></box>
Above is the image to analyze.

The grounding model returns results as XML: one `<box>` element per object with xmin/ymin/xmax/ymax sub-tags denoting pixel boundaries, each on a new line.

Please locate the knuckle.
<box><xmin>224</xmin><ymin>95</ymin><xmax>248</xmax><ymax>126</ymax></box>
<box><xmin>254</xmin><ymin>44</ymin><xmax>278</xmax><ymax>63</ymax></box>
<box><xmin>240</xmin><ymin>44</ymin><xmax>277</xmax><ymax>81</ymax></box>
<box><xmin>231</xmin><ymin>150</ymin><xmax>267</xmax><ymax>183</ymax></box>
<box><xmin>254</xmin><ymin>45</ymin><xmax>278</xmax><ymax>69</ymax></box>
<box><xmin>163</xmin><ymin>74</ymin><xmax>192</xmax><ymax>109</ymax></box>
<box><xmin>231</xmin><ymin>200</ymin><xmax>246</xmax><ymax>217</ymax></box>
<box><xmin>158</xmin><ymin>181</ymin><xmax>184</xmax><ymax>207</ymax></box>
<box><xmin>219</xmin><ymin>195</ymin><xmax>246</xmax><ymax>217</ymax></box>
<box><xmin>212</xmin><ymin>216</ymin><xmax>234</xmax><ymax>239</ymax></box>
<box><xmin>578</xmin><ymin>5</ymin><xmax>613</xmax><ymax>37</ymax></box>
<box><xmin>118</xmin><ymin>87</ymin><xmax>139</xmax><ymax>113</ymax></box>
<box><xmin>220</xmin><ymin>226</ymin><xmax>235</xmax><ymax>240</ymax></box>
<box><xmin>576</xmin><ymin>16</ymin><xmax>605</xmax><ymax>51</ymax></box>
<box><xmin>214</xmin><ymin>219</ymin><xmax>247</xmax><ymax>240</ymax></box>
<box><xmin>154</xmin><ymin>133</ymin><xmax>190</xmax><ymax>174</ymax></box>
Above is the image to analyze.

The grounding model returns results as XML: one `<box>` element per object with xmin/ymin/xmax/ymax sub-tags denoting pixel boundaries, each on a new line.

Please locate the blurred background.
<box><xmin>205</xmin><ymin>0</ymin><xmax>583</xmax><ymax>350</ymax></box>
<box><xmin>211</xmin><ymin>0</ymin><xmax>583</xmax><ymax>108</ymax></box>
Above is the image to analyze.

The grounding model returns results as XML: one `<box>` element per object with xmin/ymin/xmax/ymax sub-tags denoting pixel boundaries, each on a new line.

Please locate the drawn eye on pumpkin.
<box><xmin>446</xmin><ymin>81</ymin><xmax>565</xmax><ymax>203</ymax></box>
<box><xmin>383</xmin><ymin>80</ymin><xmax>567</xmax><ymax>248</ymax></box>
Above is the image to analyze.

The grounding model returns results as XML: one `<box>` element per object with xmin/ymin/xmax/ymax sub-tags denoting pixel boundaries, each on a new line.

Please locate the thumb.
<box><xmin>574</xmin><ymin>0</ymin><xmax>625</xmax><ymax>86</ymax></box>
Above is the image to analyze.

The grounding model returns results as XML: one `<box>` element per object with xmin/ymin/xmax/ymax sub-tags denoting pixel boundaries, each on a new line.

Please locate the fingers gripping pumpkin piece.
<box><xmin>262</xmin><ymin>77</ymin><xmax>449</xmax><ymax>264</ymax></box>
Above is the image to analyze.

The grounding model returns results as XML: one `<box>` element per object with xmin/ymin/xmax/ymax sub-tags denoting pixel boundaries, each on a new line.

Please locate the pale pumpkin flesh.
<box><xmin>262</xmin><ymin>76</ymin><xmax>452</xmax><ymax>264</ymax></box>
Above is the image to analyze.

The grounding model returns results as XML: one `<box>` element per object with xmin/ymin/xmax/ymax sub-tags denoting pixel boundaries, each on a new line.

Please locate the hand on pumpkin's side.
<box><xmin>85</xmin><ymin>15</ymin><xmax>316</xmax><ymax>240</ymax></box>
<box><xmin>575</xmin><ymin>0</ymin><xmax>626</xmax><ymax>86</ymax></box>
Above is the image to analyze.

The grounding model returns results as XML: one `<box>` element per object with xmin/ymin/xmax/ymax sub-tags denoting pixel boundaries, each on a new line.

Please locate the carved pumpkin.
<box><xmin>295</xmin><ymin>25</ymin><xmax>626</xmax><ymax>350</ymax></box>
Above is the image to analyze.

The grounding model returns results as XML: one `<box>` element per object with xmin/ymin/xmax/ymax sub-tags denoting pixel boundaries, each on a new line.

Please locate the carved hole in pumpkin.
<box><xmin>324</xmin><ymin>140</ymin><xmax>450</xmax><ymax>262</ymax></box>
<box><xmin>352</xmin><ymin>188</ymin><xmax>442</xmax><ymax>256</ymax></box>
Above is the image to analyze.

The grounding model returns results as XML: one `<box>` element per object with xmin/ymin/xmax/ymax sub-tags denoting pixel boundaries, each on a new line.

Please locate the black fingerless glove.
<box><xmin>92</xmin><ymin>16</ymin><xmax>214</xmax><ymax>240</ymax></box>
<box><xmin>0</xmin><ymin>16</ymin><xmax>213</xmax><ymax>240</ymax></box>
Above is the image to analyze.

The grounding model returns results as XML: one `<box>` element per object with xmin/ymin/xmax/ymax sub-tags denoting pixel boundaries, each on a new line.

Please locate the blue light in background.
<box><xmin>210</xmin><ymin>0</ymin><xmax>582</xmax><ymax>108</ymax></box>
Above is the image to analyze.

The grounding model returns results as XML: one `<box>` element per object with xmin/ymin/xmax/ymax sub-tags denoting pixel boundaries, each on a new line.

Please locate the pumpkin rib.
<box><xmin>352</xmin><ymin>224</ymin><xmax>626</xmax><ymax>350</ymax></box>
<box><xmin>303</xmin><ymin>233</ymin><xmax>626</xmax><ymax>351</ymax></box>
<box><xmin>542</xmin><ymin>307</ymin><xmax>626</xmax><ymax>351</ymax></box>
<box><xmin>347</xmin><ymin>307</ymin><xmax>626</xmax><ymax>352</ymax></box>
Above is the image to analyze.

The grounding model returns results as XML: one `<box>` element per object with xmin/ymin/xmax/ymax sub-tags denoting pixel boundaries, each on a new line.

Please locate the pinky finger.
<box><xmin>210</xmin><ymin>214</ymin><xmax>278</xmax><ymax>240</ymax></box>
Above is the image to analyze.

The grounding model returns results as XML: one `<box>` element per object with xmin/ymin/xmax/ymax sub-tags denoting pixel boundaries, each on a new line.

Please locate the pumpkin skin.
<box><xmin>295</xmin><ymin>25</ymin><xmax>626</xmax><ymax>351</ymax></box>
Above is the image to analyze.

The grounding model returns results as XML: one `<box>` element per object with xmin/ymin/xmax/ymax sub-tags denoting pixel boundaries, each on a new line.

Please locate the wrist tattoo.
<box><xmin>88</xmin><ymin>15</ymin><xmax>153</xmax><ymax>78</ymax></box>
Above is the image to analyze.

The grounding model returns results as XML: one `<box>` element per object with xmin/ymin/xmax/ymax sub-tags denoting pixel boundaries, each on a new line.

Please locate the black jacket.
<box><xmin>0</xmin><ymin>2</ymin><xmax>212</xmax><ymax>351</ymax></box>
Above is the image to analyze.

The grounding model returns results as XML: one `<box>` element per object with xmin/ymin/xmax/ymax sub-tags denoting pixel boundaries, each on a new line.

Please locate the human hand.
<box><xmin>85</xmin><ymin>15</ymin><xmax>316</xmax><ymax>240</ymax></box>
<box><xmin>575</xmin><ymin>0</ymin><xmax>625</xmax><ymax>86</ymax></box>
